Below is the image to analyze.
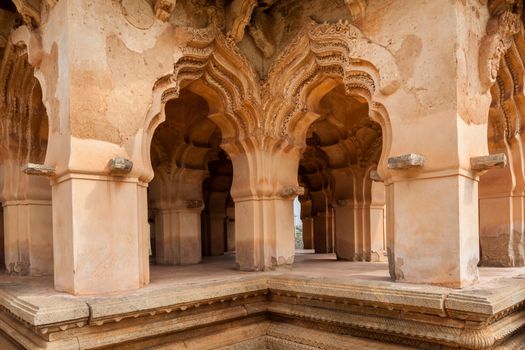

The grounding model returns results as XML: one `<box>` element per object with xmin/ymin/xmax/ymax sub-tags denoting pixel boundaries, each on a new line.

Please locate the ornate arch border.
<box><xmin>263</xmin><ymin>20</ymin><xmax>400</xmax><ymax>178</ymax></box>
<box><xmin>141</xmin><ymin>27</ymin><xmax>260</xmax><ymax>182</ymax></box>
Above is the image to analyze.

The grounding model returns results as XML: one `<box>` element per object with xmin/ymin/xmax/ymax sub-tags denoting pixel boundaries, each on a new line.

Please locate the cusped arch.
<box><xmin>141</xmin><ymin>27</ymin><xmax>260</xmax><ymax>182</ymax></box>
<box><xmin>264</xmin><ymin>20</ymin><xmax>399</xmax><ymax>178</ymax></box>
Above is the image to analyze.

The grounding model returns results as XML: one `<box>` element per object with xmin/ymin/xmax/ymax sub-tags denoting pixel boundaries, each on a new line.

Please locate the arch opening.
<box><xmin>296</xmin><ymin>84</ymin><xmax>387</xmax><ymax>262</ymax></box>
<box><xmin>479</xmin><ymin>29</ymin><xmax>525</xmax><ymax>267</ymax></box>
<box><xmin>147</xmin><ymin>87</ymin><xmax>234</xmax><ymax>267</ymax></box>
<box><xmin>0</xmin><ymin>46</ymin><xmax>52</xmax><ymax>276</ymax></box>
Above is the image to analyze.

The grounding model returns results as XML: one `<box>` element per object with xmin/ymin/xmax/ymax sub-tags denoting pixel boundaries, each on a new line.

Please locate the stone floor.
<box><xmin>1</xmin><ymin>252</ymin><xmax>525</xmax><ymax>349</ymax></box>
<box><xmin>1</xmin><ymin>251</ymin><xmax>525</xmax><ymax>298</ymax></box>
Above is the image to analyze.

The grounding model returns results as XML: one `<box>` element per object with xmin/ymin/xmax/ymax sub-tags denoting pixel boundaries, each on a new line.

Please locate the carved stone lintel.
<box><xmin>108</xmin><ymin>157</ymin><xmax>133</xmax><ymax>175</ymax></box>
<box><xmin>22</xmin><ymin>163</ymin><xmax>56</xmax><ymax>176</ymax></box>
<box><xmin>154</xmin><ymin>0</ymin><xmax>176</xmax><ymax>22</ymax></box>
<box><xmin>184</xmin><ymin>200</ymin><xmax>203</xmax><ymax>209</ymax></box>
<box><xmin>369</xmin><ymin>170</ymin><xmax>383</xmax><ymax>182</ymax></box>
<box><xmin>280</xmin><ymin>186</ymin><xmax>305</xmax><ymax>199</ymax></box>
<box><xmin>387</xmin><ymin>154</ymin><xmax>425</xmax><ymax>170</ymax></box>
<box><xmin>471</xmin><ymin>153</ymin><xmax>507</xmax><ymax>171</ymax></box>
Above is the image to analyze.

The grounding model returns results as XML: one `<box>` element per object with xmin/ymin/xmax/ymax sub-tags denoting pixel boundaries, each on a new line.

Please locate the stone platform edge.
<box><xmin>0</xmin><ymin>274</ymin><xmax>524</xmax><ymax>349</ymax></box>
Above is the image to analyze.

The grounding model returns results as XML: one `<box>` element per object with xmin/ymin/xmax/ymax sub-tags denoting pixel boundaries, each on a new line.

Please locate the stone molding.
<box><xmin>0</xmin><ymin>275</ymin><xmax>524</xmax><ymax>349</ymax></box>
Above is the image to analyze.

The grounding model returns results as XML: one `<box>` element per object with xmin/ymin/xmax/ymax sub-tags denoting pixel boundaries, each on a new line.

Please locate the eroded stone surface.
<box><xmin>0</xmin><ymin>0</ymin><xmax>525</xmax><ymax>348</ymax></box>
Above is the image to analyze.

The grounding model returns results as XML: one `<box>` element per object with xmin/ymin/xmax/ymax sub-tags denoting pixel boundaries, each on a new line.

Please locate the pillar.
<box><xmin>208</xmin><ymin>191</ymin><xmax>228</xmax><ymax>256</ymax></box>
<box><xmin>369</xmin><ymin>181</ymin><xmax>387</xmax><ymax>262</ymax></box>
<box><xmin>380</xmin><ymin>0</ymin><xmax>498</xmax><ymax>288</ymax></box>
<box><xmin>3</xmin><ymin>200</ymin><xmax>52</xmax><ymax>276</ymax></box>
<box><xmin>226</xmin><ymin>206</ymin><xmax>235</xmax><ymax>252</ymax></box>
<box><xmin>149</xmin><ymin>168</ymin><xmax>206</xmax><ymax>265</ymax></box>
<box><xmin>302</xmin><ymin>217</ymin><xmax>314</xmax><ymax>249</ymax></box>
<box><xmin>333</xmin><ymin>167</ymin><xmax>373</xmax><ymax>261</ymax></box>
<box><xmin>314</xmin><ymin>213</ymin><xmax>328</xmax><ymax>253</ymax></box>
<box><xmin>479</xmin><ymin>135</ymin><xmax>525</xmax><ymax>266</ymax></box>
<box><xmin>227</xmin><ymin>142</ymin><xmax>300</xmax><ymax>270</ymax></box>
<box><xmin>50</xmin><ymin>172</ymin><xmax>149</xmax><ymax>294</ymax></box>
<box><xmin>0</xmin><ymin>165</ymin><xmax>53</xmax><ymax>276</ymax></box>
<box><xmin>334</xmin><ymin>200</ymin><xmax>356</xmax><ymax>259</ymax></box>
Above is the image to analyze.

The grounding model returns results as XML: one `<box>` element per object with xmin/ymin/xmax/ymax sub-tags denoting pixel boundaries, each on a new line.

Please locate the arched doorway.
<box><xmin>297</xmin><ymin>85</ymin><xmax>387</xmax><ymax>261</ymax></box>
<box><xmin>148</xmin><ymin>88</ymin><xmax>233</xmax><ymax>266</ymax></box>
<box><xmin>0</xmin><ymin>32</ymin><xmax>52</xmax><ymax>277</ymax></box>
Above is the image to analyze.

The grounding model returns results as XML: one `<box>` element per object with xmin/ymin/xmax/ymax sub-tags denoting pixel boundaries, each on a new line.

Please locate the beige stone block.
<box><xmin>391</xmin><ymin>175</ymin><xmax>479</xmax><ymax>288</ymax></box>
<box><xmin>51</xmin><ymin>174</ymin><xmax>146</xmax><ymax>295</ymax></box>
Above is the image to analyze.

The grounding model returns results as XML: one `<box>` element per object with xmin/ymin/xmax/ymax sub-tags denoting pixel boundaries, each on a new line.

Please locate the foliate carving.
<box><xmin>169</xmin><ymin>25</ymin><xmax>260</xmax><ymax>142</ymax></box>
<box><xmin>479</xmin><ymin>6</ymin><xmax>522</xmax><ymax>90</ymax></box>
<box><xmin>154</xmin><ymin>0</ymin><xmax>176</xmax><ymax>22</ymax></box>
<box><xmin>150</xmin><ymin>21</ymin><xmax>397</xmax><ymax>163</ymax></box>
<box><xmin>308</xmin><ymin>20</ymin><xmax>363</xmax><ymax>40</ymax></box>
<box><xmin>263</xmin><ymin>20</ymin><xmax>399</xmax><ymax>140</ymax></box>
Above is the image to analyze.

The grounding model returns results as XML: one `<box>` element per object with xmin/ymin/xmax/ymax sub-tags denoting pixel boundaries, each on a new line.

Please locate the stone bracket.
<box><xmin>369</xmin><ymin>170</ymin><xmax>383</xmax><ymax>182</ymax></box>
<box><xmin>21</xmin><ymin>163</ymin><xmax>56</xmax><ymax>176</ymax></box>
<box><xmin>108</xmin><ymin>157</ymin><xmax>133</xmax><ymax>175</ymax></box>
<box><xmin>387</xmin><ymin>153</ymin><xmax>425</xmax><ymax>170</ymax></box>
<box><xmin>471</xmin><ymin>153</ymin><xmax>507</xmax><ymax>171</ymax></box>
<box><xmin>280</xmin><ymin>186</ymin><xmax>305</xmax><ymax>199</ymax></box>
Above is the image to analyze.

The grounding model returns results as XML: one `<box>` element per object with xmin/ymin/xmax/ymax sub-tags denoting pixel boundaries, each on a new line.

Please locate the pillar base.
<box><xmin>234</xmin><ymin>198</ymin><xmax>295</xmax><ymax>271</ymax></box>
<box><xmin>52</xmin><ymin>173</ymin><xmax>148</xmax><ymax>295</ymax></box>
<box><xmin>390</xmin><ymin>174</ymin><xmax>479</xmax><ymax>288</ymax></box>
<box><xmin>479</xmin><ymin>196</ymin><xmax>525</xmax><ymax>267</ymax></box>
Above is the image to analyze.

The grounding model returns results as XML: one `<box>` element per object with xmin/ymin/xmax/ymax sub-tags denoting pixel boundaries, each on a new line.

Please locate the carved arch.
<box><xmin>141</xmin><ymin>27</ymin><xmax>260</xmax><ymax>182</ymax></box>
<box><xmin>263</xmin><ymin>20</ymin><xmax>399</xmax><ymax>177</ymax></box>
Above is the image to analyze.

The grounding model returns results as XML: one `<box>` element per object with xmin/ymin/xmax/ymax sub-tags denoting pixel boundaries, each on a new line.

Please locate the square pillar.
<box><xmin>154</xmin><ymin>207</ymin><xmax>202</xmax><ymax>265</ymax></box>
<box><xmin>314</xmin><ymin>212</ymin><xmax>331</xmax><ymax>253</ymax></box>
<box><xmin>2</xmin><ymin>200</ymin><xmax>53</xmax><ymax>276</ymax></box>
<box><xmin>302</xmin><ymin>217</ymin><xmax>314</xmax><ymax>249</ymax></box>
<box><xmin>52</xmin><ymin>174</ymin><xmax>147</xmax><ymax>295</ymax></box>
<box><xmin>234</xmin><ymin>197</ymin><xmax>295</xmax><ymax>270</ymax></box>
<box><xmin>226</xmin><ymin>206</ymin><xmax>235</xmax><ymax>252</ymax></box>
<box><xmin>478</xmin><ymin>142</ymin><xmax>525</xmax><ymax>267</ymax></box>
<box><xmin>391</xmin><ymin>175</ymin><xmax>479</xmax><ymax>288</ymax></box>
<box><xmin>335</xmin><ymin>203</ymin><xmax>356</xmax><ymax>260</ymax></box>
<box><xmin>370</xmin><ymin>181</ymin><xmax>387</xmax><ymax>262</ymax></box>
